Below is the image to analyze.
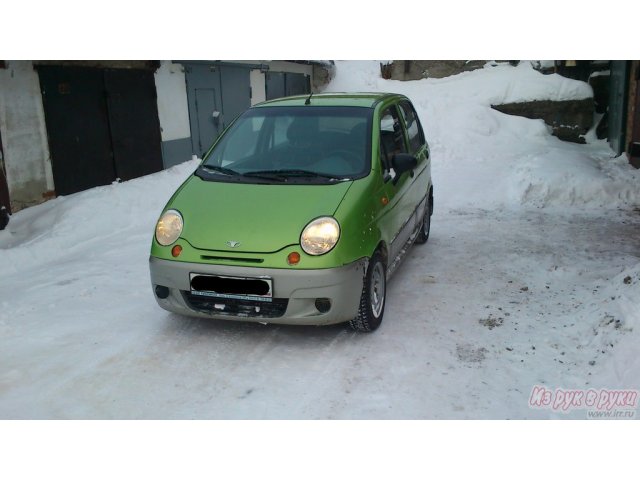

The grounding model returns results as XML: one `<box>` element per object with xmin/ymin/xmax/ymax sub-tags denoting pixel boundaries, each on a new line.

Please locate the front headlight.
<box><xmin>155</xmin><ymin>209</ymin><xmax>183</xmax><ymax>246</ymax></box>
<box><xmin>300</xmin><ymin>217</ymin><xmax>340</xmax><ymax>255</ymax></box>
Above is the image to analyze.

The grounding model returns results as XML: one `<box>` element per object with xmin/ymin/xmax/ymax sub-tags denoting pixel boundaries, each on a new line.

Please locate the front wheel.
<box><xmin>349</xmin><ymin>252</ymin><xmax>386</xmax><ymax>332</ymax></box>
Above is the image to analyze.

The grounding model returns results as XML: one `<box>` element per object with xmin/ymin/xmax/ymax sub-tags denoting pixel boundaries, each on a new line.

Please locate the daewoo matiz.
<box><xmin>150</xmin><ymin>92</ymin><xmax>433</xmax><ymax>332</ymax></box>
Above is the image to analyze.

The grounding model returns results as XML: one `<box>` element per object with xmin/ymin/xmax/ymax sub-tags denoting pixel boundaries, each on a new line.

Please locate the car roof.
<box><xmin>255</xmin><ymin>92</ymin><xmax>407</xmax><ymax>109</ymax></box>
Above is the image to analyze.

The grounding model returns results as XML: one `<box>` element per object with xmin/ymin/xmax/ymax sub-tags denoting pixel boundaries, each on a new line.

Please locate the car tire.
<box><xmin>349</xmin><ymin>252</ymin><xmax>386</xmax><ymax>332</ymax></box>
<box><xmin>414</xmin><ymin>195</ymin><xmax>432</xmax><ymax>245</ymax></box>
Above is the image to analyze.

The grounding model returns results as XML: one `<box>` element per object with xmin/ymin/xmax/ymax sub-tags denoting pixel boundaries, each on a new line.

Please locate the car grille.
<box><xmin>182</xmin><ymin>291</ymin><xmax>289</xmax><ymax>318</ymax></box>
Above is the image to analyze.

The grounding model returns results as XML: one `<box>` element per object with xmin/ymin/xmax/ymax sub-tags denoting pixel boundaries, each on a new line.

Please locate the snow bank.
<box><xmin>515</xmin><ymin>151</ymin><xmax>640</xmax><ymax>208</ymax></box>
<box><xmin>0</xmin><ymin>160</ymin><xmax>198</xmax><ymax>276</ymax></box>
<box><xmin>329</xmin><ymin>60</ymin><xmax>593</xmax><ymax>104</ymax></box>
<box><xmin>323</xmin><ymin>61</ymin><xmax>640</xmax><ymax>211</ymax></box>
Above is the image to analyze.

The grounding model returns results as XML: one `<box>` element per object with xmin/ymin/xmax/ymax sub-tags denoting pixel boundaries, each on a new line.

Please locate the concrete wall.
<box><xmin>250</xmin><ymin>69</ymin><xmax>267</xmax><ymax>106</ymax></box>
<box><xmin>154</xmin><ymin>61</ymin><xmax>193</xmax><ymax>168</ymax></box>
<box><xmin>382</xmin><ymin>60</ymin><xmax>486</xmax><ymax>80</ymax></box>
<box><xmin>492</xmin><ymin>98</ymin><xmax>594</xmax><ymax>144</ymax></box>
<box><xmin>0</xmin><ymin>61</ymin><xmax>53</xmax><ymax>211</ymax></box>
<box><xmin>312</xmin><ymin>63</ymin><xmax>335</xmax><ymax>91</ymax></box>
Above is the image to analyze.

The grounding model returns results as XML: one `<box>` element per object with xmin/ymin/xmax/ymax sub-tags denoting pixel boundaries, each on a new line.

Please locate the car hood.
<box><xmin>171</xmin><ymin>176</ymin><xmax>353</xmax><ymax>253</ymax></box>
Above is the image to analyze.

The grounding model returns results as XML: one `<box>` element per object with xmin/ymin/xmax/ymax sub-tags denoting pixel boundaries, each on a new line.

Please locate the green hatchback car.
<box><xmin>150</xmin><ymin>92</ymin><xmax>433</xmax><ymax>332</ymax></box>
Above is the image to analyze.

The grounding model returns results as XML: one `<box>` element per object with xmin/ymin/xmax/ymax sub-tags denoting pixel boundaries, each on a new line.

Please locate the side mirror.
<box><xmin>391</xmin><ymin>153</ymin><xmax>417</xmax><ymax>184</ymax></box>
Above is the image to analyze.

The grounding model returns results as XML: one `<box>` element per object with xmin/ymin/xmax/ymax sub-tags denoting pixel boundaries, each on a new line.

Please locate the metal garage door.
<box><xmin>103</xmin><ymin>69</ymin><xmax>163</xmax><ymax>181</ymax></box>
<box><xmin>184</xmin><ymin>64</ymin><xmax>251</xmax><ymax>157</ymax></box>
<box><xmin>266</xmin><ymin>72</ymin><xmax>310</xmax><ymax>100</ymax></box>
<box><xmin>38</xmin><ymin>65</ymin><xmax>163</xmax><ymax>196</ymax></box>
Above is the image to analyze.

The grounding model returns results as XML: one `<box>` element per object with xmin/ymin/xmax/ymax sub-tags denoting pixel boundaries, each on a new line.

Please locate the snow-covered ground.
<box><xmin>1</xmin><ymin>61</ymin><xmax>639</xmax><ymax>419</ymax></box>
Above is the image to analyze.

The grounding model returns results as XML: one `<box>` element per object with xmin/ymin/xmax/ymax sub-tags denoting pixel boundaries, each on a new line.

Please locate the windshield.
<box><xmin>200</xmin><ymin>106</ymin><xmax>373</xmax><ymax>183</ymax></box>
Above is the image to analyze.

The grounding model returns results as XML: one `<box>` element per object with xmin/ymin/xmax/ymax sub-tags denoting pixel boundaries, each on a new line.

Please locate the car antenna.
<box><xmin>305</xmin><ymin>92</ymin><xmax>313</xmax><ymax>105</ymax></box>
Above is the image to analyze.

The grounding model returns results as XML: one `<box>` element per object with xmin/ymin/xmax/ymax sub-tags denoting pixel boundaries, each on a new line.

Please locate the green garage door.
<box><xmin>266</xmin><ymin>72</ymin><xmax>310</xmax><ymax>100</ymax></box>
<box><xmin>608</xmin><ymin>61</ymin><xmax>630</xmax><ymax>155</ymax></box>
<box><xmin>184</xmin><ymin>63</ymin><xmax>251</xmax><ymax>157</ymax></box>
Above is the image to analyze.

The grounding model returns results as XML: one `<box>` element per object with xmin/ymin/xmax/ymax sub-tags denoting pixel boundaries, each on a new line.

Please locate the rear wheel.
<box><xmin>415</xmin><ymin>195</ymin><xmax>432</xmax><ymax>244</ymax></box>
<box><xmin>349</xmin><ymin>252</ymin><xmax>386</xmax><ymax>332</ymax></box>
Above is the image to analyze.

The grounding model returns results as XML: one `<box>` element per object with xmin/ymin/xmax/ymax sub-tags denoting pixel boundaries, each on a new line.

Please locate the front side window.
<box><xmin>379</xmin><ymin>105</ymin><xmax>407</xmax><ymax>171</ymax></box>
<box><xmin>200</xmin><ymin>106</ymin><xmax>373</xmax><ymax>184</ymax></box>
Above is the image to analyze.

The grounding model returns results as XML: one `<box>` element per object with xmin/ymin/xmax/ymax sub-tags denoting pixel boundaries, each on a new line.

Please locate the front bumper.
<box><xmin>149</xmin><ymin>256</ymin><xmax>367</xmax><ymax>325</ymax></box>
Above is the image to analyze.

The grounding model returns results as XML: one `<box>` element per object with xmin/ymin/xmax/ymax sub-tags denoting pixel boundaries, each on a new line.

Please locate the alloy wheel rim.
<box><xmin>370</xmin><ymin>262</ymin><xmax>385</xmax><ymax>318</ymax></box>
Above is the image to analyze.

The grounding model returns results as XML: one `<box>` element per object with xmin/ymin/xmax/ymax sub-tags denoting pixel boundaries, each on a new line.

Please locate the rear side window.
<box><xmin>399</xmin><ymin>101</ymin><xmax>425</xmax><ymax>154</ymax></box>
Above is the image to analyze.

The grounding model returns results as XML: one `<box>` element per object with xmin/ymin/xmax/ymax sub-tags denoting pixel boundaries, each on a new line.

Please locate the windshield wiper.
<box><xmin>237</xmin><ymin>170</ymin><xmax>286</xmax><ymax>182</ymax></box>
<box><xmin>244</xmin><ymin>169</ymin><xmax>340</xmax><ymax>180</ymax></box>
<box><xmin>199</xmin><ymin>164</ymin><xmax>241</xmax><ymax>176</ymax></box>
